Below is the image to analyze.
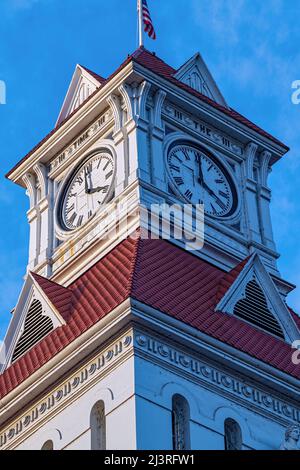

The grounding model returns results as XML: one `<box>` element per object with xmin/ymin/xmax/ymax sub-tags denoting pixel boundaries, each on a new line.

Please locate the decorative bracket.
<box><xmin>245</xmin><ymin>142</ymin><xmax>258</xmax><ymax>180</ymax></box>
<box><xmin>119</xmin><ymin>83</ymin><xmax>134</xmax><ymax>123</ymax></box>
<box><xmin>137</xmin><ymin>81</ymin><xmax>151</xmax><ymax>122</ymax></box>
<box><xmin>153</xmin><ymin>89</ymin><xmax>167</xmax><ymax>129</ymax></box>
<box><xmin>33</xmin><ymin>163</ymin><xmax>48</xmax><ymax>200</ymax></box>
<box><xmin>107</xmin><ymin>94</ymin><xmax>122</xmax><ymax>134</ymax></box>
<box><xmin>260</xmin><ymin>150</ymin><xmax>272</xmax><ymax>187</ymax></box>
<box><xmin>22</xmin><ymin>173</ymin><xmax>37</xmax><ymax>209</ymax></box>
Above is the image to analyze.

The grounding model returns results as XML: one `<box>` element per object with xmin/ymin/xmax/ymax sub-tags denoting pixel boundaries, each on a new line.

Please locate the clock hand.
<box><xmin>84</xmin><ymin>168</ymin><xmax>90</xmax><ymax>194</ymax></box>
<box><xmin>87</xmin><ymin>185</ymin><xmax>109</xmax><ymax>195</ymax></box>
<box><xmin>202</xmin><ymin>182</ymin><xmax>226</xmax><ymax>210</ymax></box>
<box><xmin>198</xmin><ymin>156</ymin><xmax>204</xmax><ymax>185</ymax></box>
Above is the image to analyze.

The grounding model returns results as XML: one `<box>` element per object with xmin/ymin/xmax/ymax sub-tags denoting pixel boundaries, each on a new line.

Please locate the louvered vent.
<box><xmin>234</xmin><ymin>279</ymin><xmax>285</xmax><ymax>339</ymax></box>
<box><xmin>12</xmin><ymin>299</ymin><xmax>53</xmax><ymax>363</ymax></box>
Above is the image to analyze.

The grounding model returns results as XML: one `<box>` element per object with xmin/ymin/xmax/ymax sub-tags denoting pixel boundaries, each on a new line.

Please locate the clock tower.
<box><xmin>0</xmin><ymin>48</ymin><xmax>299</xmax><ymax>450</ymax></box>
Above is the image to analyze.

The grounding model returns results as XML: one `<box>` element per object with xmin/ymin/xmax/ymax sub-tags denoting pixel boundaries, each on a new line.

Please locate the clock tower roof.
<box><xmin>1</xmin><ymin>235</ymin><xmax>299</xmax><ymax>401</ymax></box>
<box><xmin>6</xmin><ymin>47</ymin><xmax>289</xmax><ymax>183</ymax></box>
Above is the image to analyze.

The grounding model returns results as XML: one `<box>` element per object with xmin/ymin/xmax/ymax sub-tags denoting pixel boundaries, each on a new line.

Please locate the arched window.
<box><xmin>172</xmin><ymin>394</ymin><xmax>191</xmax><ymax>450</ymax></box>
<box><xmin>90</xmin><ymin>401</ymin><xmax>106</xmax><ymax>450</ymax></box>
<box><xmin>224</xmin><ymin>418</ymin><xmax>242</xmax><ymax>450</ymax></box>
<box><xmin>41</xmin><ymin>440</ymin><xmax>54</xmax><ymax>450</ymax></box>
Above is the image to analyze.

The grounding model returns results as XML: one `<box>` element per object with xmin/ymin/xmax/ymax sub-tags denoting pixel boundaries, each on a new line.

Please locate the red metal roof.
<box><xmin>6</xmin><ymin>47</ymin><xmax>288</xmax><ymax>179</ymax></box>
<box><xmin>0</xmin><ymin>236</ymin><xmax>299</xmax><ymax>399</ymax></box>
<box><xmin>31</xmin><ymin>272</ymin><xmax>72</xmax><ymax>322</ymax></box>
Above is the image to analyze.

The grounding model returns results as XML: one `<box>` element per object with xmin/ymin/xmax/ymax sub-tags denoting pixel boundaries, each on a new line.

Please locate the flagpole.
<box><xmin>138</xmin><ymin>0</ymin><xmax>144</xmax><ymax>47</ymax></box>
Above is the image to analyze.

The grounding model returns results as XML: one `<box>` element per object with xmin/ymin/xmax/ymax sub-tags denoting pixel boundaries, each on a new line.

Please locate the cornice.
<box><xmin>8</xmin><ymin>57</ymin><xmax>288</xmax><ymax>187</ymax></box>
<box><xmin>129</xmin><ymin>302</ymin><xmax>300</xmax><ymax>408</ymax></box>
<box><xmin>1</xmin><ymin>299</ymin><xmax>299</xmax><ymax>449</ymax></box>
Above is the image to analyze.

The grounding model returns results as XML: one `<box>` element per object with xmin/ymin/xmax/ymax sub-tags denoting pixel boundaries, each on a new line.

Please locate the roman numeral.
<box><xmin>97</xmin><ymin>158</ymin><xmax>103</xmax><ymax>169</ymax></box>
<box><xmin>85</xmin><ymin>163</ymin><xmax>92</xmax><ymax>175</ymax></box>
<box><xmin>66</xmin><ymin>203</ymin><xmax>75</xmax><ymax>214</ymax></box>
<box><xmin>219</xmin><ymin>190</ymin><xmax>229</xmax><ymax>199</ymax></box>
<box><xmin>185</xmin><ymin>190</ymin><xmax>193</xmax><ymax>201</ymax></box>
<box><xmin>105</xmin><ymin>170</ymin><xmax>113</xmax><ymax>180</ymax></box>
<box><xmin>216</xmin><ymin>199</ymin><xmax>226</xmax><ymax>211</ymax></box>
<box><xmin>207</xmin><ymin>164</ymin><xmax>214</xmax><ymax>172</ymax></box>
<box><xmin>76</xmin><ymin>176</ymin><xmax>83</xmax><ymax>185</ymax></box>
<box><xmin>172</xmin><ymin>153</ymin><xmax>183</xmax><ymax>163</ymax></box>
<box><xmin>182</xmin><ymin>148</ymin><xmax>191</xmax><ymax>160</ymax></box>
<box><xmin>68</xmin><ymin>212</ymin><xmax>77</xmax><ymax>225</ymax></box>
<box><xmin>77</xmin><ymin>215</ymin><xmax>84</xmax><ymax>227</ymax></box>
<box><xmin>210</xmin><ymin>203</ymin><xmax>217</xmax><ymax>215</ymax></box>
<box><xmin>88</xmin><ymin>210</ymin><xmax>93</xmax><ymax>218</ymax></box>
<box><xmin>194</xmin><ymin>151</ymin><xmax>201</xmax><ymax>163</ymax></box>
<box><xmin>170</xmin><ymin>164</ymin><xmax>180</xmax><ymax>172</ymax></box>
<box><xmin>215</xmin><ymin>179</ymin><xmax>224</xmax><ymax>184</ymax></box>
<box><xmin>174</xmin><ymin>177</ymin><xmax>184</xmax><ymax>186</ymax></box>
<box><xmin>103</xmin><ymin>160</ymin><xmax>110</xmax><ymax>171</ymax></box>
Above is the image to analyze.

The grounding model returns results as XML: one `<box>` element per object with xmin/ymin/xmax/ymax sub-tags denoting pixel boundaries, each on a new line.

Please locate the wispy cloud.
<box><xmin>8</xmin><ymin>0</ymin><xmax>39</xmax><ymax>9</ymax></box>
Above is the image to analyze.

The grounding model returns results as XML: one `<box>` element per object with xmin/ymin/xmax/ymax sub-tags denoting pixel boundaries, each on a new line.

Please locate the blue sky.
<box><xmin>0</xmin><ymin>0</ymin><xmax>300</xmax><ymax>338</ymax></box>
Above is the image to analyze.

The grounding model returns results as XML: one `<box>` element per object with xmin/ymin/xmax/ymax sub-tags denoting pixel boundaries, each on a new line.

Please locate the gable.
<box><xmin>174</xmin><ymin>52</ymin><xmax>228</xmax><ymax>108</ymax></box>
<box><xmin>215</xmin><ymin>254</ymin><xmax>299</xmax><ymax>342</ymax></box>
<box><xmin>56</xmin><ymin>64</ymin><xmax>105</xmax><ymax>126</ymax></box>
<box><xmin>1</xmin><ymin>273</ymin><xmax>67</xmax><ymax>371</ymax></box>
<box><xmin>234</xmin><ymin>279</ymin><xmax>285</xmax><ymax>339</ymax></box>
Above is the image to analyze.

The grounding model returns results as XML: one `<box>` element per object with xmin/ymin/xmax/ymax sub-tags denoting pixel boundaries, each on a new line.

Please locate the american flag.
<box><xmin>142</xmin><ymin>0</ymin><xmax>156</xmax><ymax>40</ymax></box>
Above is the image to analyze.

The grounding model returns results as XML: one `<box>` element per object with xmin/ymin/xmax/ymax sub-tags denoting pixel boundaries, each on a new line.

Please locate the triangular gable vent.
<box><xmin>1</xmin><ymin>273</ymin><xmax>67</xmax><ymax>371</ymax></box>
<box><xmin>11</xmin><ymin>299</ymin><xmax>53</xmax><ymax>363</ymax></box>
<box><xmin>233</xmin><ymin>278</ymin><xmax>285</xmax><ymax>339</ymax></box>
<box><xmin>215</xmin><ymin>253</ymin><xmax>300</xmax><ymax>343</ymax></box>
<box><xmin>174</xmin><ymin>53</ymin><xmax>228</xmax><ymax>108</ymax></box>
<box><xmin>56</xmin><ymin>64</ymin><xmax>104</xmax><ymax>126</ymax></box>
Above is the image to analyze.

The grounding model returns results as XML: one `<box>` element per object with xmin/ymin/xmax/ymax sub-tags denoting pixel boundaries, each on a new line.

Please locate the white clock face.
<box><xmin>167</xmin><ymin>143</ymin><xmax>237</xmax><ymax>217</ymax></box>
<box><xmin>60</xmin><ymin>152</ymin><xmax>115</xmax><ymax>231</ymax></box>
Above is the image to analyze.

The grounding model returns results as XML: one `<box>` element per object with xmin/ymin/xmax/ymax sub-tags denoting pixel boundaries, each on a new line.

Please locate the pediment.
<box><xmin>56</xmin><ymin>64</ymin><xmax>104</xmax><ymax>126</ymax></box>
<box><xmin>215</xmin><ymin>254</ymin><xmax>299</xmax><ymax>343</ymax></box>
<box><xmin>0</xmin><ymin>273</ymin><xmax>68</xmax><ymax>371</ymax></box>
<box><xmin>174</xmin><ymin>53</ymin><xmax>228</xmax><ymax>108</ymax></box>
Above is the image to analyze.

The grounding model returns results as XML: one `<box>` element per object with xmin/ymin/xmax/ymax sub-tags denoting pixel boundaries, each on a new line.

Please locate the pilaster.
<box><xmin>244</xmin><ymin>142</ymin><xmax>261</xmax><ymax>245</ymax></box>
<box><xmin>33</xmin><ymin>163</ymin><xmax>53</xmax><ymax>274</ymax></box>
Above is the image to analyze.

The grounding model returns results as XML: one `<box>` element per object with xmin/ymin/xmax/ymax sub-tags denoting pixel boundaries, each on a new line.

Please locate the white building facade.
<box><xmin>0</xmin><ymin>48</ymin><xmax>299</xmax><ymax>450</ymax></box>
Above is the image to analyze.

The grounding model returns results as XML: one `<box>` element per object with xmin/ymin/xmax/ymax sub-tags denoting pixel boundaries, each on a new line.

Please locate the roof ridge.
<box><xmin>127</xmin><ymin>230</ymin><xmax>142</xmax><ymax>296</ymax></box>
